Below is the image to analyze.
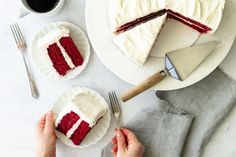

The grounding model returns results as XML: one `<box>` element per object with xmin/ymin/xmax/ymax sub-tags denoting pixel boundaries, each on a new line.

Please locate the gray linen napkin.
<box><xmin>102</xmin><ymin>99</ymin><xmax>194</xmax><ymax>157</ymax></box>
<box><xmin>102</xmin><ymin>69</ymin><xmax>236</xmax><ymax>157</ymax></box>
<box><xmin>156</xmin><ymin>69</ymin><xmax>236</xmax><ymax>157</ymax></box>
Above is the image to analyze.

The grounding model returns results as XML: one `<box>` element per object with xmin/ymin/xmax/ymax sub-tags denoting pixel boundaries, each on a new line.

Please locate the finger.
<box><xmin>112</xmin><ymin>136</ymin><xmax>118</xmax><ymax>145</ymax></box>
<box><xmin>45</xmin><ymin>111</ymin><xmax>55</xmax><ymax>133</ymax></box>
<box><xmin>36</xmin><ymin>113</ymin><xmax>46</xmax><ymax>132</ymax></box>
<box><xmin>115</xmin><ymin>129</ymin><xmax>126</xmax><ymax>151</ymax></box>
<box><xmin>121</xmin><ymin>128</ymin><xmax>139</xmax><ymax>144</ymax></box>
<box><xmin>112</xmin><ymin>150</ymin><xmax>117</xmax><ymax>157</ymax></box>
<box><xmin>112</xmin><ymin>144</ymin><xmax>118</xmax><ymax>153</ymax></box>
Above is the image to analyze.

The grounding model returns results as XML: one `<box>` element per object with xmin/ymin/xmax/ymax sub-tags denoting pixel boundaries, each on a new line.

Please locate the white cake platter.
<box><xmin>85</xmin><ymin>0</ymin><xmax>235</xmax><ymax>90</ymax></box>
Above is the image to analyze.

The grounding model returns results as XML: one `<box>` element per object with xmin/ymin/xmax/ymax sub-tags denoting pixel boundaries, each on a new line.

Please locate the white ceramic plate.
<box><xmin>31</xmin><ymin>22</ymin><xmax>90</xmax><ymax>81</ymax></box>
<box><xmin>85</xmin><ymin>0</ymin><xmax>235</xmax><ymax>90</ymax></box>
<box><xmin>51</xmin><ymin>87</ymin><xmax>111</xmax><ymax>148</ymax></box>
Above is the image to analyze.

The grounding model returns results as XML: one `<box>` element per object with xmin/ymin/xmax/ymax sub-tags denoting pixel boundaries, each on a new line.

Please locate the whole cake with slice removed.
<box><xmin>38</xmin><ymin>26</ymin><xmax>84</xmax><ymax>76</ymax></box>
<box><xmin>55</xmin><ymin>93</ymin><xmax>107</xmax><ymax>146</ymax></box>
<box><xmin>111</xmin><ymin>0</ymin><xmax>225</xmax><ymax>65</ymax></box>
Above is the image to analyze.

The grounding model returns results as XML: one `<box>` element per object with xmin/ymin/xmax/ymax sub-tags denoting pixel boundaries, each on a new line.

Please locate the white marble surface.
<box><xmin>0</xmin><ymin>0</ymin><xmax>235</xmax><ymax>157</ymax></box>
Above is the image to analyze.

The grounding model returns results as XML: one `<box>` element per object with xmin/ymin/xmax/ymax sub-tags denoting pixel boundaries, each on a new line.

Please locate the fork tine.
<box><xmin>15</xmin><ymin>23</ymin><xmax>25</xmax><ymax>44</ymax></box>
<box><xmin>112</xmin><ymin>91</ymin><xmax>120</xmax><ymax>110</ymax></box>
<box><xmin>10</xmin><ymin>25</ymin><xmax>17</xmax><ymax>45</ymax></box>
<box><xmin>11</xmin><ymin>24</ymin><xmax>21</xmax><ymax>45</ymax></box>
<box><xmin>109</xmin><ymin>92</ymin><xmax>115</xmax><ymax>112</ymax></box>
<box><xmin>13</xmin><ymin>23</ymin><xmax>24</xmax><ymax>45</ymax></box>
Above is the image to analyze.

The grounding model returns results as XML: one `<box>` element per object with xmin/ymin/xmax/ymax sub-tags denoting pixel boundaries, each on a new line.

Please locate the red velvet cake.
<box><xmin>56</xmin><ymin>111</ymin><xmax>80</xmax><ymax>135</ymax></box>
<box><xmin>59</xmin><ymin>36</ymin><xmax>84</xmax><ymax>67</ymax></box>
<box><xmin>55</xmin><ymin>92</ymin><xmax>107</xmax><ymax>146</ymax></box>
<box><xmin>38</xmin><ymin>27</ymin><xmax>84</xmax><ymax>76</ymax></box>
<box><xmin>69</xmin><ymin>120</ymin><xmax>92</xmax><ymax>145</ymax></box>
<box><xmin>111</xmin><ymin>0</ymin><xmax>225</xmax><ymax>65</ymax></box>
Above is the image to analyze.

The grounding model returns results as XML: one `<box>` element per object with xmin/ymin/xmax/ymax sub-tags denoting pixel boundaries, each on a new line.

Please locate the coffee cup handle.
<box><xmin>18</xmin><ymin>7</ymin><xmax>30</xmax><ymax>18</ymax></box>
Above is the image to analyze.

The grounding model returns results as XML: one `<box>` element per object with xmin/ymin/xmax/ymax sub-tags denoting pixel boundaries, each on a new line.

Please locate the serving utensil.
<box><xmin>121</xmin><ymin>41</ymin><xmax>218</xmax><ymax>102</ymax></box>
<box><xmin>109</xmin><ymin>91</ymin><xmax>121</xmax><ymax>129</ymax></box>
<box><xmin>10</xmin><ymin>23</ymin><xmax>39</xmax><ymax>98</ymax></box>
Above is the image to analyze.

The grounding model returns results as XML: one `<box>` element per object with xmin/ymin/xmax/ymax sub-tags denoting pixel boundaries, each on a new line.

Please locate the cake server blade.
<box><xmin>165</xmin><ymin>41</ymin><xmax>219</xmax><ymax>80</ymax></box>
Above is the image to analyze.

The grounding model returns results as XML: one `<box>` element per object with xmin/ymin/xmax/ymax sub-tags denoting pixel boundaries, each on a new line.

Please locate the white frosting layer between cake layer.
<box><xmin>110</xmin><ymin>0</ymin><xmax>225</xmax><ymax>33</ymax></box>
<box><xmin>114</xmin><ymin>14</ymin><xmax>167</xmax><ymax>65</ymax></box>
<box><xmin>37</xmin><ymin>27</ymin><xmax>75</xmax><ymax>70</ymax></box>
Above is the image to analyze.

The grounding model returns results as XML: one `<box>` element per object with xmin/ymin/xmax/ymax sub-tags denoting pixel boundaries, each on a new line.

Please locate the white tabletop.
<box><xmin>0</xmin><ymin>0</ymin><xmax>236</xmax><ymax>157</ymax></box>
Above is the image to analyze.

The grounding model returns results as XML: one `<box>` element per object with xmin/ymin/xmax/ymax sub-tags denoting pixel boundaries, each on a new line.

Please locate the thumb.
<box><xmin>115</xmin><ymin>129</ymin><xmax>126</xmax><ymax>151</ymax></box>
<box><xmin>45</xmin><ymin>111</ymin><xmax>55</xmax><ymax>133</ymax></box>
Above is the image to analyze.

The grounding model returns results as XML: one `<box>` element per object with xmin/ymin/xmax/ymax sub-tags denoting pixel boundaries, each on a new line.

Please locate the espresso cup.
<box><xmin>19</xmin><ymin>0</ymin><xmax>64</xmax><ymax>18</ymax></box>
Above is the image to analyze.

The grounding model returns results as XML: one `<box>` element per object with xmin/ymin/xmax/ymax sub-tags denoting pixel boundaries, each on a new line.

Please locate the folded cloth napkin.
<box><xmin>102</xmin><ymin>69</ymin><xmax>236</xmax><ymax>157</ymax></box>
<box><xmin>156</xmin><ymin>69</ymin><xmax>236</xmax><ymax>157</ymax></box>
<box><xmin>102</xmin><ymin>99</ymin><xmax>194</xmax><ymax>157</ymax></box>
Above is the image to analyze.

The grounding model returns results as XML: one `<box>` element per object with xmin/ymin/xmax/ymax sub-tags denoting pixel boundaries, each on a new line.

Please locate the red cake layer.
<box><xmin>70</xmin><ymin>120</ymin><xmax>92</xmax><ymax>145</ymax></box>
<box><xmin>60</xmin><ymin>37</ymin><xmax>84</xmax><ymax>67</ymax></box>
<box><xmin>47</xmin><ymin>43</ymin><xmax>72</xmax><ymax>76</ymax></box>
<box><xmin>167</xmin><ymin>10</ymin><xmax>212</xmax><ymax>34</ymax></box>
<box><xmin>115</xmin><ymin>9</ymin><xmax>212</xmax><ymax>34</ymax></box>
<box><xmin>115</xmin><ymin>9</ymin><xmax>167</xmax><ymax>34</ymax></box>
<box><xmin>56</xmin><ymin>111</ymin><xmax>80</xmax><ymax>135</ymax></box>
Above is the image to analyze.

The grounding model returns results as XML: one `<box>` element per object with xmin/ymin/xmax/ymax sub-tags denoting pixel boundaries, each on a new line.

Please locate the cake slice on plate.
<box><xmin>114</xmin><ymin>14</ymin><xmax>167</xmax><ymax>65</ymax></box>
<box><xmin>38</xmin><ymin>26</ymin><xmax>84</xmax><ymax>76</ymax></box>
<box><xmin>55</xmin><ymin>93</ymin><xmax>107</xmax><ymax>146</ymax></box>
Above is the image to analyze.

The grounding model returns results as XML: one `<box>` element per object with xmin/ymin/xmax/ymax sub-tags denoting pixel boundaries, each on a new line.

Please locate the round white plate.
<box><xmin>31</xmin><ymin>21</ymin><xmax>90</xmax><ymax>81</ymax></box>
<box><xmin>51</xmin><ymin>87</ymin><xmax>111</xmax><ymax>148</ymax></box>
<box><xmin>85</xmin><ymin>0</ymin><xmax>235</xmax><ymax>90</ymax></box>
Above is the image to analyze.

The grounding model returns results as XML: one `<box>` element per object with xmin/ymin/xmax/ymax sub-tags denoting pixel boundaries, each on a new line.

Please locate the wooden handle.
<box><xmin>121</xmin><ymin>70</ymin><xmax>166</xmax><ymax>102</ymax></box>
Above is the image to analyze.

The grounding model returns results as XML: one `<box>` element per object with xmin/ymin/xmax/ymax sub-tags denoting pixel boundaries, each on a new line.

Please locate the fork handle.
<box><xmin>22</xmin><ymin>53</ymin><xmax>39</xmax><ymax>99</ymax></box>
<box><xmin>121</xmin><ymin>70</ymin><xmax>166</xmax><ymax>102</ymax></box>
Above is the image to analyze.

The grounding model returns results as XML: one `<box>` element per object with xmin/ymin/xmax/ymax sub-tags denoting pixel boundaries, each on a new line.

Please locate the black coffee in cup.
<box><xmin>26</xmin><ymin>0</ymin><xmax>59</xmax><ymax>13</ymax></box>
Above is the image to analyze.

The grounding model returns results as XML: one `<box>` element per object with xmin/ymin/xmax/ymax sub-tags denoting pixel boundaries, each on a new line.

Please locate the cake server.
<box><xmin>121</xmin><ymin>41</ymin><xmax>218</xmax><ymax>102</ymax></box>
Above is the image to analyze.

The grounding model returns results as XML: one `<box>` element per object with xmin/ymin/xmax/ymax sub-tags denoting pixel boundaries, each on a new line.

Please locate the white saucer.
<box><xmin>51</xmin><ymin>87</ymin><xmax>111</xmax><ymax>148</ymax></box>
<box><xmin>31</xmin><ymin>21</ymin><xmax>90</xmax><ymax>81</ymax></box>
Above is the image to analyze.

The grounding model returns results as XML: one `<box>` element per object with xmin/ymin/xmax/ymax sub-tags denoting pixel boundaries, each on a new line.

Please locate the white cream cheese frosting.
<box><xmin>110</xmin><ymin>0</ymin><xmax>225</xmax><ymax>33</ymax></box>
<box><xmin>114</xmin><ymin>14</ymin><xmax>167</xmax><ymax>65</ymax></box>
<box><xmin>37</xmin><ymin>26</ymin><xmax>75</xmax><ymax>70</ymax></box>
<box><xmin>71</xmin><ymin>93</ymin><xmax>107</xmax><ymax>126</ymax></box>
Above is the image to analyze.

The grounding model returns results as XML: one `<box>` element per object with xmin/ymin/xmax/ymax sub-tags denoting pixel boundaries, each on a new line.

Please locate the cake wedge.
<box><xmin>114</xmin><ymin>14</ymin><xmax>167</xmax><ymax>65</ymax></box>
<box><xmin>55</xmin><ymin>93</ymin><xmax>107</xmax><ymax>146</ymax></box>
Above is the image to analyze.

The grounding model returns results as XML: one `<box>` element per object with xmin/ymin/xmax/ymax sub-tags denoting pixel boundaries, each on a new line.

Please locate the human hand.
<box><xmin>111</xmin><ymin>128</ymin><xmax>145</xmax><ymax>157</ymax></box>
<box><xmin>36</xmin><ymin>111</ymin><xmax>57</xmax><ymax>157</ymax></box>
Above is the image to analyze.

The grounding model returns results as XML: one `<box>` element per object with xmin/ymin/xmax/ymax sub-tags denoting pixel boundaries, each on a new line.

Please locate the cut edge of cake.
<box><xmin>114</xmin><ymin>14</ymin><xmax>167</xmax><ymax>65</ymax></box>
<box><xmin>111</xmin><ymin>0</ymin><xmax>225</xmax><ymax>35</ymax></box>
<box><xmin>37</xmin><ymin>26</ymin><xmax>84</xmax><ymax>76</ymax></box>
<box><xmin>55</xmin><ymin>92</ymin><xmax>107</xmax><ymax>146</ymax></box>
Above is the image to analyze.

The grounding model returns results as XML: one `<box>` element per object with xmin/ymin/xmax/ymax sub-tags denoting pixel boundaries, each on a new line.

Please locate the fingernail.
<box><xmin>116</xmin><ymin>130</ymin><xmax>121</xmax><ymax>137</ymax></box>
<box><xmin>47</xmin><ymin>111</ymin><xmax>53</xmax><ymax>118</ymax></box>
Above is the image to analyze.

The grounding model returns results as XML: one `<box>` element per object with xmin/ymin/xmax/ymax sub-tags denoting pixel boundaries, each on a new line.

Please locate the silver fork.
<box><xmin>10</xmin><ymin>23</ymin><xmax>39</xmax><ymax>99</ymax></box>
<box><xmin>108</xmin><ymin>91</ymin><xmax>121</xmax><ymax>129</ymax></box>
